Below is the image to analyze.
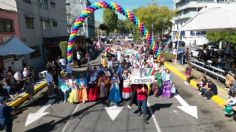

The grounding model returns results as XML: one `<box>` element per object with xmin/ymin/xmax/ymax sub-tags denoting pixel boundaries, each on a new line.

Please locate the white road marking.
<box><xmin>175</xmin><ymin>95</ymin><xmax>198</xmax><ymax>119</ymax></box>
<box><xmin>62</xmin><ymin>104</ymin><xmax>80</xmax><ymax>132</ymax></box>
<box><xmin>105</xmin><ymin>105</ymin><xmax>123</xmax><ymax>121</ymax></box>
<box><xmin>25</xmin><ymin>99</ymin><xmax>55</xmax><ymax>127</ymax></box>
<box><xmin>147</xmin><ymin>101</ymin><xmax>162</xmax><ymax>132</ymax></box>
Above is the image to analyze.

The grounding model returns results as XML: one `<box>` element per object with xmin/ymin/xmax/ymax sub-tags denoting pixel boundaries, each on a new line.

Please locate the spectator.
<box><xmin>0</xmin><ymin>97</ymin><xmax>15</xmax><ymax>132</ymax></box>
<box><xmin>23</xmin><ymin>76</ymin><xmax>34</xmax><ymax>102</ymax></box>
<box><xmin>46</xmin><ymin>70</ymin><xmax>54</xmax><ymax>97</ymax></box>
<box><xmin>201</xmin><ymin>80</ymin><xmax>218</xmax><ymax>100</ymax></box>
<box><xmin>197</xmin><ymin>76</ymin><xmax>208</xmax><ymax>91</ymax></box>
<box><xmin>76</xmin><ymin>51</ymin><xmax>81</xmax><ymax>67</ymax></box>
<box><xmin>22</xmin><ymin>68</ymin><xmax>29</xmax><ymax>78</ymax></box>
<box><xmin>185</xmin><ymin>48</ymin><xmax>189</xmax><ymax>62</ymax></box>
<box><xmin>66</xmin><ymin>63</ymin><xmax>73</xmax><ymax>76</ymax></box>
<box><xmin>59</xmin><ymin>57</ymin><xmax>66</xmax><ymax>71</ymax></box>
<box><xmin>6</xmin><ymin>67</ymin><xmax>14</xmax><ymax>75</ymax></box>
<box><xmin>185</xmin><ymin>63</ymin><xmax>192</xmax><ymax>85</ymax></box>
<box><xmin>2</xmin><ymin>81</ymin><xmax>11</xmax><ymax>98</ymax></box>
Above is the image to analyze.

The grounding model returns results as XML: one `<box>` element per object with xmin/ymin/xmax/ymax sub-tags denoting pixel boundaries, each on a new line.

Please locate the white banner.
<box><xmin>130</xmin><ymin>75</ymin><xmax>155</xmax><ymax>84</ymax></box>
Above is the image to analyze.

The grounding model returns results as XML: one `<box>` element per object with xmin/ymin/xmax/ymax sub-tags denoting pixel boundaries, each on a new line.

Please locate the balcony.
<box><xmin>174</xmin><ymin>11</ymin><xmax>198</xmax><ymax>21</ymax></box>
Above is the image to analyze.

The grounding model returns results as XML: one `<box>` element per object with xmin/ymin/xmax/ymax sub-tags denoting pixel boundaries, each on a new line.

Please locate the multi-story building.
<box><xmin>172</xmin><ymin>0</ymin><xmax>236</xmax><ymax>46</ymax></box>
<box><xmin>0</xmin><ymin>0</ymin><xmax>68</xmax><ymax>71</ymax></box>
<box><xmin>65</xmin><ymin>0</ymin><xmax>95</xmax><ymax>38</ymax></box>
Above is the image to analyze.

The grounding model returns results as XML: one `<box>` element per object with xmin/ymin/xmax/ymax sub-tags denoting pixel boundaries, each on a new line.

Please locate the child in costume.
<box><xmin>77</xmin><ymin>74</ymin><xmax>88</xmax><ymax>104</ymax></box>
<box><xmin>109</xmin><ymin>73</ymin><xmax>121</xmax><ymax>106</ymax></box>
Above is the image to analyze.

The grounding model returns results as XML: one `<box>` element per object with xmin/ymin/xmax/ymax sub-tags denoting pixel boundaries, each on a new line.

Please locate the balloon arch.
<box><xmin>67</xmin><ymin>0</ymin><xmax>158</xmax><ymax>63</ymax></box>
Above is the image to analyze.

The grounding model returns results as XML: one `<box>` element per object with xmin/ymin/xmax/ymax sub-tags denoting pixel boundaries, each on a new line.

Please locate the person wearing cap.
<box><xmin>0</xmin><ymin>97</ymin><xmax>15</xmax><ymax>132</ymax></box>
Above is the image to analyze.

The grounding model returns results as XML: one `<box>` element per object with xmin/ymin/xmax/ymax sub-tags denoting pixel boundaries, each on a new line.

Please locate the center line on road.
<box><xmin>147</xmin><ymin>101</ymin><xmax>162</xmax><ymax>132</ymax></box>
<box><xmin>62</xmin><ymin>104</ymin><xmax>80</xmax><ymax>132</ymax></box>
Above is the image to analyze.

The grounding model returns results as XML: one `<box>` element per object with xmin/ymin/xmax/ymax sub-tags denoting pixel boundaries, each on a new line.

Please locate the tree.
<box><xmin>103</xmin><ymin>9</ymin><xmax>118</xmax><ymax>36</ymax></box>
<box><xmin>117</xmin><ymin>19</ymin><xmax>129</xmax><ymax>33</ymax></box>
<box><xmin>59</xmin><ymin>41</ymin><xmax>68</xmax><ymax>58</ymax></box>
<box><xmin>134</xmin><ymin>5</ymin><xmax>174</xmax><ymax>40</ymax></box>
<box><xmin>206</xmin><ymin>31</ymin><xmax>236</xmax><ymax>44</ymax></box>
<box><xmin>99</xmin><ymin>23</ymin><xmax>109</xmax><ymax>36</ymax></box>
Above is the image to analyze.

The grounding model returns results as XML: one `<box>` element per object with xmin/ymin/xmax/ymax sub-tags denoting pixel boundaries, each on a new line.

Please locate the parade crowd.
<box><xmin>44</xmin><ymin>43</ymin><xmax>178</xmax><ymax>124</ymax></box>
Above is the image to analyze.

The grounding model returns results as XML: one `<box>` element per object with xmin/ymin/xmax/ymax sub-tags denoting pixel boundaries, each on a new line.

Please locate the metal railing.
<box><xmin>190</xmin><ymin>61</ymin><xmax>226</xmax><ymax>81</ymax></box>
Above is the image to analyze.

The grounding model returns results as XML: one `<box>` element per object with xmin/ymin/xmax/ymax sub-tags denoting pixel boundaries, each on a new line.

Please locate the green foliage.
<box><xmin>103</xmin><ymin>9</ymin><xmax>118</xmax><ymax>36</ymax></box>
<box><xmin>99</xmin><ymin>23</ymin><xmax>109</xmax><ymax>35</ymax></box>
<box><xmin>134</xmin><ymin>5</ymin><xmax>174</xmax><ymax>39</ymax></box>
<box><xmin>163</xmin><ymin>52</ymin><xmax>174</xmax><ymax>62</ymax></box>
<box><xmin>59</xmin><ymin>41</ymin><xmax>68</xmax><ymax>58</ymax></box>
<box><xmin>116</xmin><ymin>19</ymin><xmax>129</xmax><ymax>33</ymax></box>
<box><xmin>206</xmin><ymin>31</ymin><xmax>236</xmax><ymax>44</ymax></box>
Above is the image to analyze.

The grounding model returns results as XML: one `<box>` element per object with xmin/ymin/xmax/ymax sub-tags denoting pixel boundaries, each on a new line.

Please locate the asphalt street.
<box><xmin>9</xmin><ymin>72</ymin><xmax>236</xmax><ymax>132</ymax></box>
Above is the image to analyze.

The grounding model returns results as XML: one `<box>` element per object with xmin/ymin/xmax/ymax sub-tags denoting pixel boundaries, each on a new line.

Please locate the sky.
<box><xmin>89</xmin><ymin>0</ymin><xmax>173</xmax><ymax>23</ymax></box>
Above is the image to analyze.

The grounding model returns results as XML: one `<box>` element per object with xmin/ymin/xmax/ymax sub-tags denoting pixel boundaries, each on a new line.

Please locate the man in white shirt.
<box><xmin>76</xmin><ymin>51</ymin><xmax>81</xmax><ymax>67</ymax></box>
<box><xmin>46</xmin><ymin>71</ymin><xmax>54</xmax><ymax>97</ymax></box>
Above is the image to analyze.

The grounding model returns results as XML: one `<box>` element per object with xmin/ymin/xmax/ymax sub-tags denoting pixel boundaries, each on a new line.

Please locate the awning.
<box><xmin>0</xmin><ymin>36</ymin><xmax>34</xmax><ymax>56</ymax></box>
<box><xmin>179</xmin><ymin>5</ymin><xmax>236</xmax><ymax>31</ymax></box>
<box><xmin>44</xmin><ymin>36</ymin><xmax>69</xmax><ymax>47</ymax></box>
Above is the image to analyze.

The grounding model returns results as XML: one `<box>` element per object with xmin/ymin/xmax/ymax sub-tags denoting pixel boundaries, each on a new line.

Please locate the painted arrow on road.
<box><xmin>175</xmin><ymin>94</ymin><xmax>198</xmax><ymax>119</ymax></box>
<box><xmin>25</xmin><ymin>99</ymin><xmax>56</xmax><ymax>127</ymax></box>
<box><xmin>105</xmin><ymin>105</ymin><xmax>123</xmax><ymax>121</ymax></box>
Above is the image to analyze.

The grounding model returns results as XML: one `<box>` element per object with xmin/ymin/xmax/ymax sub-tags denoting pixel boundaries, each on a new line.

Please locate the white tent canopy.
<box><xmin>0</xmin><ymin>36</ymin><xmax>34</xmax><ymax>56</ymax></box>
<box><xmin>179</xmin><ymin>5</ymin><xmax>236</xmax><ymax>31</ymax></box>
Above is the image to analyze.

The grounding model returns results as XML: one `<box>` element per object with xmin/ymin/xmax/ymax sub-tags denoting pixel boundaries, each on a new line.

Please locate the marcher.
<box><xmin>122</xmin><ymin>70</ymin><xmax>132</xmax><ymax>99</ymax></box>
<box><xmin>97</xmin><ymin>72</ymin><xmax>109</xmax><ymax>99</ymax></box>
<box><xmin>135</xmin><ymin>84</ymin><xmax>149</xmax><ymax>124</ymax></box>
<box><xmin>109</xmin><ymin>74</ymin><xmax>121</xmax><ymax>106</ymax></box>
<box><xmin>68</xmin><ymin>76</ymin><xmax>79</xmax><ymax>103</ymax></box>
<box><xmin>162</xmin><ymin>69</ymin><xmax>172</xmax><ymax>98</ymax></box>
<box><xmin>88</xmin><ymin>71</ymin><xmax>98</xmax><ymax>101</ymax></box>
<box><xmin>59</xmin><ymin>74</ymin><xmax>70</xmax><ymax>103</ymax></box>
<box><xmin>77</xmin><ymin>74</ymin><xmax>88</xmax><ymax>103</ymax></box>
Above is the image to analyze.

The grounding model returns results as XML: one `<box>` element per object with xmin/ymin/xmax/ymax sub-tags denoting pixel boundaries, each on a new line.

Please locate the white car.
<box><xmin>125</xmin><ymin>36</ymin><xmax>133</xmax><ymax>41</ymax></box>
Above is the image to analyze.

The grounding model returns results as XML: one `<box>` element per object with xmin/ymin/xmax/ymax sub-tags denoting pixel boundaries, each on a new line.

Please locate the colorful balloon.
<box><xmin>67</xmin><ymin>0</ymin><xmax>158</xmax><ymax>62</ymax></box>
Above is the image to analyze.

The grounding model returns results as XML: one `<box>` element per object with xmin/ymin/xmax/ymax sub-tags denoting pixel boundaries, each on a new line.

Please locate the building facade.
<box><xmin>172</xmin><ymin>0</ymin><xmax>236</xmax><ymax>46</ymax></box>
<box><xmin>65</xmin><ymin>0</ymin><xmax>95</xmax><ymax>38</ymax></box>
<box><xmin>0</xmin><ymin>0</ymin><xmax>20</xmax><ymax>44</ymax></box>
<box><xmin>13</xmin><ymin>0</ymin><xmax>68</xmax><ymax>69</ymax></box>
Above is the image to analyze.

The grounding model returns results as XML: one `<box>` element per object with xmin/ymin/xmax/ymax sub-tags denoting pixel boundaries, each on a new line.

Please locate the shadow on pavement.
<box><xmin>147</xmin><ymin>103</ymin><xmax>173</xmax><ymax>120</ymax></box>
<box><xmin>25</xmin><ymin>100</ymin><xmax>102</xmax><ymax>132</ymax></box>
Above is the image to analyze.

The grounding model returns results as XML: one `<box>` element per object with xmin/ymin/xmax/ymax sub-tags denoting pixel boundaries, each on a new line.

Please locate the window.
<box><xmin>38</xmin><ymin>0</ymin><xmax>48</xmax><ymax>10</ymax></box>
<box><xmin>41</xmin><ymin>19</ymin><xmax>50</xmax><ymax>30</ymax></box>
<box><xmin>30</xmin><ymin>46</ymin><xmax>41</xmax><ymax>58</ymax></box>
<box><xmin>66</xmin><ymin>3</ymin><xmax>70</xmax><ymax>6</ymax></box>
<box><xmin>23</xmin><ymin>0</ymin><xmax>31</xmax><ymax>4</ymax></box>
<box><xmin>25</xmin><ymin>17</ymin><xmax>34</xmax><ymax>29</ymax></box>
<box><xmin>0</xmin><ymin>18</ymin><xmax>14</xmax><ymax>33</ymax></box>
<box><xmin>50</xmin><ymin>2</ymin><xmax>55</xmax><ymax>8</ymax></box>
<box><xmin>52</xmin><ymin>21</ymin><xmax>57</xmax><ymax>27</ymax></box>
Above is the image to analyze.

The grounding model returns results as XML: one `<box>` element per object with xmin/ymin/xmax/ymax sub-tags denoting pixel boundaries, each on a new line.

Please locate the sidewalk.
<box><xmin>165</xmin><ymin>62</ymin><xmax>227</xmax><ymax>108</ymax></box>
<box><xmin>7</xmin><ymin>81</ymin><xmax>47</xmax><ymax>107</ymax></box>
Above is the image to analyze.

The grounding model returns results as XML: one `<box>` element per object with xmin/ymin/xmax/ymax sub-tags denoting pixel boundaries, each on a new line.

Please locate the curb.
<box><xmin>7</xmin><ymin>81</ymin><xmax>47</xmax><ymax>107</ymax></box>
<box><xmin>164</xmin><ymin>62</ymin><xmax>225</xmax><ymax>108</ymax></box>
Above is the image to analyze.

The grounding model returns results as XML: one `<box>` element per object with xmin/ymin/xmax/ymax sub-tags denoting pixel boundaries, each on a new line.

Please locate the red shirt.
<box><xmin>136</xmin><ymin>88</ymin><xmax>148</xmax><ymax>101</ymax></box>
